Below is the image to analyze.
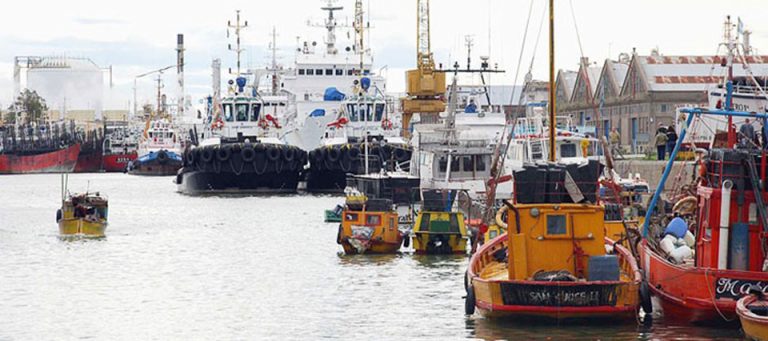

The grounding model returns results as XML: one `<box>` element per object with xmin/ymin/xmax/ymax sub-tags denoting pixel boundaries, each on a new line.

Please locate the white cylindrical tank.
<box><xmin>718</xmin><ymin>180</ymin><xmax>733</xmax><ymax>269</ymax></box>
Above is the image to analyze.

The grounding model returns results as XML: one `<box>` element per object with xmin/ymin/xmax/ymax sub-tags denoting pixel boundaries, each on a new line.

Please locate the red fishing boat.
<box><xmin>0</xmin><ymin>143</ymin><xmax>80</xmax><ymax>174</ymax></box>
<box><xmin>101</xmin><ymin>122</ymin><xmax>138</xmax><ymax>172</ymax></box>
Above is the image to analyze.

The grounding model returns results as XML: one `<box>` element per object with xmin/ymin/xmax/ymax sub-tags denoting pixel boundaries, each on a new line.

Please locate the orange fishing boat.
<box><xmin>336</xmin><ymin>194</ymin><xmax>406</xmax><ymax>254</ymax></box>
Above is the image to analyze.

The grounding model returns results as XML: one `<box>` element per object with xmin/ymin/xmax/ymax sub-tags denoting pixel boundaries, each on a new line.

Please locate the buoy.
<box><xmin>56</xmin><ymin>209</ymin><xmax>62</xmax><ymax>222</ymax></box>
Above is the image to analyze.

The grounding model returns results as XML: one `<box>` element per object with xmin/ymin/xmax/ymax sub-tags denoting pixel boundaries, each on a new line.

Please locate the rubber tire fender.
<box><xmin>402</xmin><ymin>234</ymin><xmax>410</xmax><ymax>248</ymax></box>
<box><xmin>283</xmin><ymin>147</ymin><xmax>296</xmax><ymax>162</ymax></box>
<box><xmin>327</xmin><ymin>146</ymin><xmax>341</xmax><ymax>162</ymax></box>
<box><xmin>465</xmin><ymin>286</ymin><xmax>476</xmax><ymax>315</ymax></box>
<box><xmin>394</xmin><ymin>147</ymin><xmax>408</xmax><ymax>162</ymax></box>
<box><xmin>201</xmin><ymin>147</ymin><xmax>214</xmax><ymax>163</ymax></box>
<box><xmin>56</xmin><ymin>209</ymin><xmax>62</xmax><ymax>222</ymax></box>
<box><xmin>267</xmin><ymin>146</ymin><xmax>281</xmax><ymax>161</ymax></box>
<box><xmin>216</xmin><ymin>146</ymin><xmax>232</xmax><ymax>162</ymax></box>
<box><xmin>157</xmin><ymin>150</ymin><xmax>169</xmax><ymax>164</ymax></box>
<box><xmin>640</xmin><ymin>278</ymin><xmax>653</xmax><ymax>314</ymax></box>
<box><xmin>336</xmin><ymin>225</ymin><xmax>344</xmax><ymax>245</ymax></box>
<box><xmin>241</xmin><ymin>146</ymin><xmax>256</xmax><ymax>162</ymax></box>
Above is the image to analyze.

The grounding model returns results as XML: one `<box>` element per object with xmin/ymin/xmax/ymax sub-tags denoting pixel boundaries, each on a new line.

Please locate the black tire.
<box><xmin>267</xmin><ymin>146</ymin><xmax>281</xmax><ymax>161</ymax></box>
<box><xmin>312</xmin><ymin>148</ymin><xmax>325</xmax><ymax>163</ymax></box>
<box><xmin>283</xmin><ymin>147</ymin><xmax>296</xmax><ymax>162</ymax></box>
<box><xmin>241</xmin><ymin>146</ymin><xmax>256</xmax><ymax>162</ymax></box>
<box><xmin>56</xmin><ymin>209</ymin><xmax>62</xmax><ymax>222</ymax></box>
<box><xmin>640</xmin><ymin>279</ymin><xmax>653</xmax><ymax>314</ymax></box>
<box><xmin>465</xmin><ymin>286</ymin><xmax>476</xmax><ymax>315</ymax></box>
<box><xmin>157</xmin><ymin>150</ymin><xmax>168</xmax><ymax>164</ymax></box>
<box><xmin>336</xmin><ymin>225</ymin><xmax>343</xmax><ymax>245</ymax></box>
<box><xmin>328</xmin><ymin>147</ymin><xmax>341</xmax><ymax>162</ymax></box>
<box><xmin>403</xmin><ymin>235</ymin><xmax>410</xmax><ymax>248</ymax></box>
<box><xmin>464</xmin><ymin>271</ymin><xmax>469</xmax><ymax>292</ymax></box>
<box><xmin>216</xmin><ymin>146</ymin><xmax>231</xmax><ymax>162</ymax></box>
<box><xmin>201</xmin><ymin>147</ymin><xmax>214</xmax><ymax>163</ymax></box>
<box><xmin>348</xmin><ymin>146</ymin><xmax>361</xmax><ymax>159</ymax></box>
<box><xmin>254</xmin><ymin>144</ymin><xmax>266</xmax><ymax>153</ymax></box>
<box><xmin>187</xmin><ymin>149</ymin><xmax>197</xmax><ymax>165</ymax></box>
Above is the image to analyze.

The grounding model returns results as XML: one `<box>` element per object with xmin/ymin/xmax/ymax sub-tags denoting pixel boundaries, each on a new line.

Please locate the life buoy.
<box><xmin>495</xmin><ymin>205</ymin><xmax>509</xmax><ymax>229</ymax></box>
<box><xmin>201</xmin><ymin>147</ymin><xmax>214</xmax><ymax>163</ymax></box>
<box><xmin>327</xmin><ymin>147</ymin><xmax>341</xmax><ymax>162</ymax></box>
<box><xmin>283</xmin><ymin>147</ymin><xmax>296</xmax><ymax>162</ymax></box>
<box><xmin>267</xmin><ymin>146</ymin><xmax>281</xmax><ymax>161</ymax></box>
<box><xmin>241</xmin><ymin>146</ymin><xmax>256</xmax><ymax>162</ymax></box>
<box><xmin>381</xmin><ymin>118</ymin><xmax>393</xmax><ymax>130</ymax></box>
<box><xmin>258</xmin><ymin>119</ymin><xmax>269</xmax><ymax>130</ymax></box>
<box><xmin>216</xmin><ymin>146</ymin><xmax>232</xmax><ymax>162</ymax></box>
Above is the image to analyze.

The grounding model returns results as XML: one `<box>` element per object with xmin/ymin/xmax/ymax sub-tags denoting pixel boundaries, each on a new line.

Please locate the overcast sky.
<box><xmin>1</xmin><ymin>0</ymin><xmax>766</xmax><ymax>110</ymax></box>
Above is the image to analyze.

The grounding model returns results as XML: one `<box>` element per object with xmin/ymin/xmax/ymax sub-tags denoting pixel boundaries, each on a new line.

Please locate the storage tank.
<box><xmin>25</xmin><ymin>56</ymin><xmax>104</xmax><ymax>120</ymax></box>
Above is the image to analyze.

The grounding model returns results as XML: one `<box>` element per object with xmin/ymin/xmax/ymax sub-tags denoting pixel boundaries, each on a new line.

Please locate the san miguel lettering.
<box><xmin>500</xmin><ymin>283</ymin><xmax>620</xmax><ymax>307</ymax></box>
<box><xmin>714</xmin><ymin>278</ymin><xmax>768</xmax><ymax>300</ymax></box>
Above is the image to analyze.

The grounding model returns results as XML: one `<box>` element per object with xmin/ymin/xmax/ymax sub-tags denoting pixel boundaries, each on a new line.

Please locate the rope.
<box><xmin>506</xmin><ymin>0</ymin><xmax>537</xmax><ymax>106</ymax></box>
<box><xmin>704</xmin><ymin>268</ymin><xmax>735</xmax><ymax>322</ymax></box>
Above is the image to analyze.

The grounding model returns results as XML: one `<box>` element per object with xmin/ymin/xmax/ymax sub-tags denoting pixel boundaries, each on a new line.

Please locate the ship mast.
<box><xmin>270</xmin><ymin>26</ymin><xmax>279</xmax><ymax>95</ymax></box>
<box><xmin>320</xmin><ymin>0</ymin><xmax>343</xmax><ymax>55</ymax></box>
<box><xmin>548</xmin><ymin>0</ymin><xmax>556</xmax><ymax>162</ymax></box>
<box><xmin>354</xmin><ymin>0</ymin><xmax>365</xmax><ymax>74</ymax></box>
<box><xmin>227</xmin><ymin>10</ymin><xmax>248</xmax><ymax>77</ymax></box>
<box><xmin>724</xmin><ymin>15</ymin><xmax>736</xmax><ymax>147</ymax></box>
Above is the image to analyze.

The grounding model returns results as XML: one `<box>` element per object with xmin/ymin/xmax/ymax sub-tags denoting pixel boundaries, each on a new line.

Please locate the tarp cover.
<box><xmin>324</xmin><ymin>87</ymin><xmax>346</xmax><ymax>101</ymax></box>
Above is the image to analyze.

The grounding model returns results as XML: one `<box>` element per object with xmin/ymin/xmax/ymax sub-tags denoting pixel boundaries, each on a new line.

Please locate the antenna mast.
<box><xmin>320</xmin><ymin>0</ymin><xmax>343</xmax><ymax>55</ymax></box>
<box><xmin>270</xmin><ymin>26</ymin><xmax>279</xmax><ymax>95</ymax></box>
<box><xmin>548</xmin><ymin>0</ymin><xmax>556</xmax><ymax>162</ymax></box>
<box><xmin>227</xmin><ymin>10</ymin><xmax>248</xmax><ymax>76</ymax></box>
<box><xmin>354</xmin><ymin>0</ymin><xmax>365</xmax><ymax>74</ymax></box>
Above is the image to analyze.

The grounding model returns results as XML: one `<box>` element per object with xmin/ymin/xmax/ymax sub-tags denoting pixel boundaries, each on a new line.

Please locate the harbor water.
<box><xmin>0</xmin><ymin>174</ymin><xmax>747</xmax><ymax>339</ymax></box>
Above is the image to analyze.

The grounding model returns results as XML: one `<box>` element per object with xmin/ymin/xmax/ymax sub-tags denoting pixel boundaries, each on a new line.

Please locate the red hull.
<box><xmin>640</xmin><ymin>240</ymin><xmax>768</xmax><ymax>324</ymax></box>
<box><xmin>74</xmin><ymin>151</ymin><xmax>103</xmax><ymax>173</ymax></box>
<box><xmin>0</xmin><ymin>144</ymin><xmax>80</xmax><ymax>174</ymax></box>
<box><xmin>102</xmin><ymin>153</ymin><xmax>137</xmax><ymax>172</ymax></box>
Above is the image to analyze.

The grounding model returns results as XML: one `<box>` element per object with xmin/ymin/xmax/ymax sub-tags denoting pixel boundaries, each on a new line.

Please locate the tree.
<box><xmin>8</xmin><ymin>89</ymin><xmax>48</xmax><ymax>123</ymax></box>
<box><xmin>2</xmin><ymin>110</ymin><xmax>15</xmax><ymax>125</ymax></box>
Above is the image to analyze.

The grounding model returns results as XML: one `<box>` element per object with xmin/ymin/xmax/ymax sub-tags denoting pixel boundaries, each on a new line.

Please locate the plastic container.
<box><xmin>587</xmin><ymin>255</ymin><xmax>620</xmax><ymax>281</ymax></box>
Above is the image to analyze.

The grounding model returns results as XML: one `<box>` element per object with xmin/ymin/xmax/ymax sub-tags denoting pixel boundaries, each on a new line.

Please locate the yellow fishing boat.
<box><xmin>336</xmin><ymin>195</ymin><xmax>405</xmax><ymax>254</ymax></box>
<box><xmin>412</xmin><ymin>210</ymin><xmax>469</xmax><ymax>254</ymax></box>
<box><xmin>57</xmin><ymin>192</ymin><xmax>108</xmax><ymax>237</ymax></box>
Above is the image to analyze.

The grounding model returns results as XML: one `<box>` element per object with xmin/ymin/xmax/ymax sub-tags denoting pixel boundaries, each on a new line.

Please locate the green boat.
<box><xmin>324</xmin><ymin>205</ymin><xmax>343</xmax><ymax>223</ymax></box>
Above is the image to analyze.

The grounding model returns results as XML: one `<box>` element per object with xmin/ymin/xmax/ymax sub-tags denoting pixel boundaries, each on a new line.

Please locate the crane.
<box><xmin>402</xmin><ymin>0</ymin><xmax>446</xmax><ymax>135</ymax></box>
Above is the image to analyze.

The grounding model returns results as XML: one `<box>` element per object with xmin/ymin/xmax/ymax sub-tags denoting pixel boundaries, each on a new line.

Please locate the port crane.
<box><xmin>402</xmin><ymin>0</ymin><xmax>446</xmax><ymax>134</ymax></box>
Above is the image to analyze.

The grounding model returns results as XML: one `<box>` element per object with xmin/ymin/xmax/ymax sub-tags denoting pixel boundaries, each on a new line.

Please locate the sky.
<box><xmin>1</xmin><ymin>0</ymin><xmax>767</xmax><ymax>111</ymax></box>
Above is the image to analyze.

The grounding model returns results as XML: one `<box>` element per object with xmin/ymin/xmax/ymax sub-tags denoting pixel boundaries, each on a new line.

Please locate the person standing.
<box><xmin>740</xmin><ymin>118</ymin><xmax>756</xmax><ymax>148</ymax></box>
<box><xmin>666</xmin><ymin>125</ymin><xmax>678</xmax><ymax>155</ymax></box>
<box><xmin>609</xmin><ymin>128</ymin><xmax>621</xmax><ymax>155</ymax></box>
<box><xmin>655</xmin><ymin>129</ymin><xmax>668</xmax><ymax>160</ymax></box>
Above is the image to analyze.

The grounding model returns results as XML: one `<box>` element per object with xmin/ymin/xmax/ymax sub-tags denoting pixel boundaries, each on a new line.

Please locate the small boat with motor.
<box><xmin>176</xmin><ymin>11</ymin><xmax>306</xmax><ymax>195</ymax></box>
<box><xmin>336</xmin><ymin>192</ymin><xmax>406</xmax><ymax>254</ymax></box>
<box><xmin>738</xmin><ymin>289</ymin><xmax>768</xmax><ymax>341</ymax></box>
<box><xmin>56</xmin><ymin>177</ymin><xmax>108</xmax><ymax>237</ymax></box>
<box><xmin>411</xmin><ymin>190</ymin><xmax>470</xmax><ymax>254</ymax></box>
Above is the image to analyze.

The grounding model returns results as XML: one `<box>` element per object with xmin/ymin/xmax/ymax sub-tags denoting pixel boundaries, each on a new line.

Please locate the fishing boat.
<box><xmin>737</xmin><ymin>291</ymin><xmax>768</xmax><ymax>341</ymax></box>
<box><xmin>411</xmin><ymin>190</ymin><xmax>470</xmax><ymax>254</ymax></box>
<box><xmin>176</xmin><ymin>11</ymin><xmax>307</xmax><ymax>195</ymax></box>
<box><xmin>336</xmin><ymin>192</ymin><xmax>406</xmax><ymax>254</ymax></box>
<box><xmin>0</xmin><ymin>121</ymin><xmax>81</xmax><ymax>174</ymax></box>
<box><xmin>56</xmin><ymin>177</ymin><xmax>108</xmax><ymax>237</ymax></box>
<box><xmin>127</xmin><ymin>119</ymin><xmax>183</xmax><ymax>176</ymax></box>
<box><xmin>102</xmin><ymin>122</ymin><xmax>138</xmax><ymax>172</ymax></box>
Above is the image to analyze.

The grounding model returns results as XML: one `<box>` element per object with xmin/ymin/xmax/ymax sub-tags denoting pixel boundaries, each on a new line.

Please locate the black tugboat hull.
<box><xmin>177</xmin><ymin>143</ymin><xmax>307</xmax><ymax>195</ymax></box>
<box><xmin>305</xmin><ymin>143</ymin><xmax>412</xmax><ymax>193</ymax></box>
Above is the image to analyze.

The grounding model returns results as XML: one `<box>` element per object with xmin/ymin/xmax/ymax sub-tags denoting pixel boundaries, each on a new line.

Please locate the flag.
<box><xmin>737</xmin><ymin>17</ymin><xmax>744</xmax><ymax>38</ymax></box>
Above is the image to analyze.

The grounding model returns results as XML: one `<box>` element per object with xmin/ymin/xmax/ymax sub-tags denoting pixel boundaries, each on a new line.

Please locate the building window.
<box><xmin>298</xmin><ymin>69</ymin><xmax>305</xmax><ymax>75</ymax></box>
<box><xmin>660</xmin><ymin>104</ymin><xmax>668</xmax><ymax>112</ymax></box>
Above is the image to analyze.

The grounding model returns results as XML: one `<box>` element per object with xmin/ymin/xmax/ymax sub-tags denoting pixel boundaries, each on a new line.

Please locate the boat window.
<box><xmin>419</xmin><ymin>213</ymin><xmax>431</xmax><ymax>231</ymax></box>
<box><xmin>307</xmin><ymin>69</ymin><xmax>315</xmax><ymax>76</ymax></box>
<box><xmin>251</xmin><ymin>104</ymin><xmax>262</xmax><ymax>121</ymax></box>
<box><xmin>475</xmin><ymin>155</ymin><xmax>486</xmax><ymax>171</ymax></box>
<box><xmin>546</xmin><ymin>215</ymin><xmax>567</xmax><ymax>235</ymax></box>
<box><xmin>335</xmin><ymin>69</ymin><xmax>343</xmax><ymax>76</ymax></box>
<box><xmin>449</xmin><ymin>214</ymin><xmax>461</xmax><ymax>233</ymax></box>
<box><xmin>347</xmin><ymin>104</ymin><xmax>358</xmax><ymax>122</ymax></box>
<box><xmin>223</xmin><ymin>104</ymin><xmax>234</xmax><ymax>122</ymax></box>
<box><xmin>344</xmin><ymin>212</ymin><xmax>358</xmax><ymax>222</ymax></box>
<box><xmin>462</xmin><ymin>156</ymin><xmax>473</xmax><ymax>172</ymax></box>
<box><xmin>450</xmin><ymin>156</ymin><xmax>460</xmax><ymax>172</ymax></box>
<box><xmin>438</xmin><ymin>156</ymin><xmax>448</xmax><ymax>172</ymax></box>
<box><xmin>366</xmin><ymin>104</ymin><xmax>374</xmax><ymax>121</ymax></box>
<box><xmin>375</xmin><ymin>104</ymin><xmax>385</xmax><ymax>121</ymax></box>
<box><xmin>363</xmin><ymin>69</ymin><xmax>370</xmax><ymax>75</ymax></box>
<box><xmin>236</xmin><ymin>104</ymin><xmax>249</xmax><ymax>122</ymax></box>
<box><xmin>560</xmin><ymin>143</ymin><xmax>577</xmax><ymax>158</ymax></box>
<box><xmin>325</xmin><ymin>69</ymin><xmax>333</xmax><ymax>76</ymax></box>
<box><xmin>298</xmin><ymin>69</ymin><xmax>305</xmax><ymax>75</ymax></box>
<box><xmin>315</xmin><ymin>69</ymin><xmax>323</xmax><ymax>75</ymax></box>
<box><xmin>390</xmin><ymin>218</ymin><xmax>395</xmax><ymax>229</ymax></box>
<box><xmin>366</xmin><ymin>215</ymin><xmax>381</xmax><ymax>226</ymax></box>
<box><xmin>347</xmin><ymin>70</ymin><xmax>355</xmax><ymax>76</ymax></box>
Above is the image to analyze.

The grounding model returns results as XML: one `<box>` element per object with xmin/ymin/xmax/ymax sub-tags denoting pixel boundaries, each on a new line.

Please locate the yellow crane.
<box><xmin>402</xmin><ymin>0</ymin><xmax>446</xmax><ymax>135</ymax></box>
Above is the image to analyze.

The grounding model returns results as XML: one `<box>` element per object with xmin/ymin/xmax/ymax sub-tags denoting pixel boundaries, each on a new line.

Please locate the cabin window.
<box><xmin>315</xmin><ymin>69</ymin><xmax>323</xmax><ymax>75</ymax></box>
<box><xmin>462</xmin><ymin>156</ymin><xmax>474</xmax><ymax>172</ymax></box>
<box><xmin>451</xmin><ymin>156</ymin><xmax>460</xmax><ymax>172</ymax></box>
<box><xmin>390</xmin><ymin>218</ymin><xmax>395</xmax><ymax>229</ymax></box>
<box><xmin>560</xmin><ymin>143</ymin><xmax>577</xmax><ymax>158</ymax></box>
<box><xmin>347</xmin><ymin>104</ymin><xmax>359</xmax><ymax>122</ymax></box>
<box><xmin>547</xmin><ymin>215</ymin><xmax>567</xmax><ymax>235</ymax></box>
<box><xmin>366</xmin><ymin>215</ymin><xmax>381</xmax><ymax>226</ymax></box>
<box><xmin>363</xmin><ymin>69</ymin><xmax>370</xmax><ymax>75</ymax></box>
<box><xmin>344</xmin><ymin>212</ymin><xmax>359</xmax><ymax>222</ymax></box>
<box><xmin>223</xmin><ymin>104</ymin><xmax>234</xmax><ymax>122</ymax></box>
<box><xmin>236</xmin><ymin>104</ymin><xmax>249</xmax><ymax>122</ymax></box>
<box><xmin>449</xmin><ymin>214</ymin><xmax>461</xmax><ymax>233</ymax></box>
<box><xmin>307</xmin><ymin>69</ymin><xmax>315</xmax><ymax>76</ymax></box>
<box><xmin>475</xmin><ymin>155</ymin><xmax>486</xmax><ymax>171</ymax></box>
<box><xmin>325</xmin><ymin>69</ymin><xmax>333</xmax><ymax>76</ymax></box>
<box><xmin>375</xmin><ymin>104</ymin><xmax>385</xmax><ymax>121</ymax></box>
<box><xmin>419</xmin><ymin>213</ymin><xmax>431</xmax><ymax>231</ymax></box>
<box><xmin>251</xmin><ymin>104</ymin><xmax>262</xmax><ymax>121</ymax></box>
<box><xmin>335</xmin><ymin>69</ymin><xmax>343</xmax><ymax>76</ymax></box>
<box><xmin>366</xmin><ymin>104</ymin><xmax>374</xmax><ymax>121</ymax></box>
<box><xmin>347</xmin><ymin>70</ymin><xmax>355</xmax><ymax>76</ymax></box>
<box><xmin>438</xmin><ymin>156</ymin><xmax>448</xmax><ymax>172</ymax></box>
<box><xmin>298</xmin><ymin>69</ymin><xmax>305</xmax><ymax>75</ymax></box>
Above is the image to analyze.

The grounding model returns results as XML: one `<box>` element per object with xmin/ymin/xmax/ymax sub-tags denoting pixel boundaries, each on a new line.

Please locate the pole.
<box><xmin>548</xmin><ymin>0</ymin><xmax>556</xmax><ymax>162</ymax></box>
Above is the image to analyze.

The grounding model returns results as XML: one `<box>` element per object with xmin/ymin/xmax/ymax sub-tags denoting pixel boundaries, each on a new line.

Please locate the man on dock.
<box><xmin>609</xmin><ymin>128</ymin><xmax>621</xmax><ymax>157</ymax></box>
<box><xmin>655</xmin><ymin>129</ymin><xmax>668</xmax><ymax>160</ymax></box>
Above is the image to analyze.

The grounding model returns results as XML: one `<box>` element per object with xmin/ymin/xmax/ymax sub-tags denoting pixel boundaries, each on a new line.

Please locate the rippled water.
<box><xmin>0</xmin><ymin>174</ymin><xmax>749</xmax><ymax>339</ymax></box>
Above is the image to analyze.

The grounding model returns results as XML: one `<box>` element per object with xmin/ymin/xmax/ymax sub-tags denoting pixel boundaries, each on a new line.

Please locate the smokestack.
<box><xmin>176</xmin><ymin>34</ymin><xmax>185</xmax><ymax>117</ymax></box>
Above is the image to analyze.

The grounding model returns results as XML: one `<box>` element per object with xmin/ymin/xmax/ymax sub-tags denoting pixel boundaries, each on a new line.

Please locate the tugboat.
<box><xmin>176</xmin><ymin>10</ymin><xmax>306</xmax><ymax>195</ymax></box>
<box><xmin>306</xmin><ymin>76</ymin><xmax>410</xmax><ymax>192</ymax></box>
<box><xmin>336</xmin><ymin>191</ymin><xmax>406</xmax><ymax>254</ymax></box>
<box><xmin>0</xmin><ymin>121</ymin><xmax>81</xmax><ymax>174</ymax></box>
<box><xmin>56</xmin><ymin>176</ymin><xmax>108</xmax><ymax>238</ymax></box>
<box><xmin>127</xmin><ymin>118</ymin><xmax>182</xmax><ymax>176</ymax></box>
<box><xmin>102</xmin><ymin>121</ymin><xmax>138</xmax><ymax>172</ymax></box>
